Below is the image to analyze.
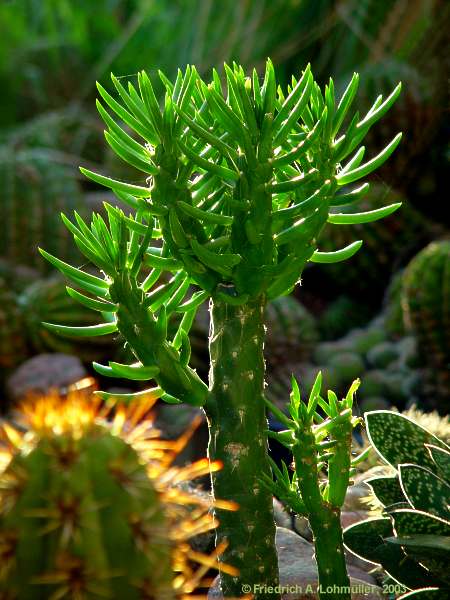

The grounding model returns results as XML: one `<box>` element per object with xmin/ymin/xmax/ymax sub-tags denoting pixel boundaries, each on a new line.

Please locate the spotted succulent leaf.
<box><xmin>343</xmin><ymin>518</ymin><xmax>432</xmax><ymax>590</ymax></box>
<box><xmin>426</xmin><ymin>444</ymin><xmax>450</xmax><ymax>480</ymax></box>
<box><xmin>365</xmin><ymin>411</ymin><xmax>449</xmax><ymax>471</ymax></box>
<box><xmin>343</xmin><ymin>517</ymin><xmax>393</xmax><ymax>565</ymax></box>
<box><xmin>366</xmin><ymin>475</ymin><xmax>405</xmax><ymax>507</ymax></box>
<box><xmin>390</xmin><ymin>508</ymin><xmax>450</xmax><ymax>538</ymax></box>
<box><xmin>399</xmin><ymin>465</ymin><xmax>450</xmax><ymax>520</ymax></box>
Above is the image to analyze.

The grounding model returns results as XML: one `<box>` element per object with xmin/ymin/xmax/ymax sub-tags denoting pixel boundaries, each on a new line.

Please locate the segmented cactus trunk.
<box><xmin>206</xmin><ymin>296</ymin><xmax>279</xmax><ymax>599</ymax></box>
<box><xmin>310</xmin><ymin>510</ymin><xmax>350</xmax><ymax>599</ymax></box>
<box><xmin>292</xmin><ymin>425</ymin><xmax>351</xmax><ymax>600</ymax></box>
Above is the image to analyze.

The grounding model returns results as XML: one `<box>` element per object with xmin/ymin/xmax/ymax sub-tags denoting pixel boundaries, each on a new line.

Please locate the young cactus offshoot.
<box><xmin>40</xmin><ymin>60</ymin><xmax>402</xmax><ymax>598</ymax></box>
<box><xmin>265</xmin><ymin>375</ymin><xmax>365</xmax><ymax>600</ymax></box>
<box><xmin>0</xmin><ymin>389</ymin><xmax>238</xmax><ymax>599</ymax></box>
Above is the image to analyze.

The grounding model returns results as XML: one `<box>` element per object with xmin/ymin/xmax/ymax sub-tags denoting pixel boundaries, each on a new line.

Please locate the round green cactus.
<box><xmin>402</xmin><ymin>240</ymin><xmax>450</xmax><ymax>405</ymax></box>
<box><xmin>0</xmin><ymin>390</ymin><xmax>236</xmax><ymax>599</ymax></box>
<box><xmin>0</xmin><ymin>278</ymin><xmax>28</xmax><ymax>372</ymax></box>
<box><xmin>0</xmin><ymin>153</ymin><xmax>86</xmax><ymax>274</ymax></box>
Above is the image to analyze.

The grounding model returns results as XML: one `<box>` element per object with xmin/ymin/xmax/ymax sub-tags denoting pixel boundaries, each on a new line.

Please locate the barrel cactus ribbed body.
<box><xmin>0</xmin><ymin>152</ymin><xmax>85</xmax><ymax>274</ymax></box>
<box><xmin>0</xmin><ymin>390</ymin><xmax>236</xmax><ymax>599</ymax></box>
<box><xmin>0</xmin><ymin>278</ymin><xmax>28</xmax><ymax>371</ymax></box>
<box><xmin>402</xmin><ymin>240</ymin><xmax>450</xmax><ymax>405</ymax></box>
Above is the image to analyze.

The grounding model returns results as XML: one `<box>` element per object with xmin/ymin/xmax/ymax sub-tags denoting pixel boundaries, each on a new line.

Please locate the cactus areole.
<box><xmin>40</xmin><ymin>60</ymin><xmax>402</xmax><ymax>597</ymax></box>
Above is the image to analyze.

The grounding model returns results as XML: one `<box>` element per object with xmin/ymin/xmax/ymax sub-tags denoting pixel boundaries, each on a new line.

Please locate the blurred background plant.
<box><xmin>0</xmin><ymin>0</ymin><xmax>448</xmax><ymax>416</ymax></box>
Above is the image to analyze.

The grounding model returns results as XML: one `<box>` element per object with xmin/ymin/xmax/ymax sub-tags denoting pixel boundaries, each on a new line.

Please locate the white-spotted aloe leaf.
<box><xmin>343</xmin><ymin>518</ymin><xmax>435</xmax><ymax>590</ymax></box>
<box><xmin>365</xmin><ymin>411</ymin><xmax>449</xmax><ymax>471</ymax></box>
<box><xmin>426</xmin><ymin>444</ymin><xmax>450</xmax><ymax>480</ymax></box>
<box><xmin>367</xmin><ymin>475</ymin><xmax>405</xmax><ymax>507</ymax></box>
<box><xmin>399</xmin><ymin>464</ymin><xmax>450</xmax><ymax>520</ymax></box>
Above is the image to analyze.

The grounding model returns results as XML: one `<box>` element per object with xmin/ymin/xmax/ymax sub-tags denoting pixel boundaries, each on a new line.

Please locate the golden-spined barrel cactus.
<box><xmin>0</xmin><ymin>389</ymin><xmax>236</xmax><ymax>599</ymax></box>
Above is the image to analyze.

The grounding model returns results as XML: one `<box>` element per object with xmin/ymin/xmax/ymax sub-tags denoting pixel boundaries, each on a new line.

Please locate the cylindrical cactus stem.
<box><xmin>292</xmin><ymin>426</ymin><xmax>350</xmax><ymax>600</ymax></box>
<box><xmin>206</xmin><ymin>295</ymin><xmax>279</xmax><ymax>599</ymax></box>
<box><xmin>309</xmin><ymin>509</ymin><xmax>350</xmax><ymax>600</ymax></box>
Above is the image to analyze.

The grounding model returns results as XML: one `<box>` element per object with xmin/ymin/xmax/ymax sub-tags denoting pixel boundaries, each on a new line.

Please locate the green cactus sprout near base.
<box><xmin>40</xmin><ymin>61</ymin><xmax>402</xmax><ymax>597</ymax></box>
<box><xmin>0</xmin><ymin>390</ymin><xmax>237</xmax><ymax>599</ymax></box>
<box><xmin>344</xmin><ymin>410</ymin><xmax>450</xmax><ymax>599</ymax></box>
<box><xmin>265</xmin><ymin>375</ymin><xmax>367</xmax><ymax>599</ymax></box>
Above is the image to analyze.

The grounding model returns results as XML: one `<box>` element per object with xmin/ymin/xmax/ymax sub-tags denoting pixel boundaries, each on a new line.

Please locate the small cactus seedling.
<box><xmin>40</xmin><ymin>61</ymin><xmax>402</xmax><ymax>597</ymax></box>
<box><xmin>0</xmin><ymin>389</ymin><xmax>237</xmax><ymax>599</ymax></box>
<box><xmin>344</xmin><ymin>410</ymin><xmax>450</xmax><ymax>598</ymax></box>
<box><xmin>265</xmin><ymin>375</ymin><xmax>367</xmax><ymax>599</ymax></box>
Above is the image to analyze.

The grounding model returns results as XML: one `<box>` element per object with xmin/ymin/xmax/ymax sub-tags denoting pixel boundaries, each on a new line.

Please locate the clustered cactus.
<box><xmin>39</xmin><ymin>60</ymin><xmax>402</xmax><ymax>597</ymax></box>
<box><xmin>344</xmin><ymin>410</ymin><xmax>450</xmax><ymax>599</ymax></box>
<box><xmin>0</xmin><ymin>390</ymin><xmax>236</xmax><ymax>599</ymax></box>
<box><xmin>265</xmin><ymin>375</ymin><xmax>367</xmax><ymax>599</ymax></box>
<box><xmin>402</xmin><ymin>240</ymin><xmax>450</xmax><ymax>405</ymax></box>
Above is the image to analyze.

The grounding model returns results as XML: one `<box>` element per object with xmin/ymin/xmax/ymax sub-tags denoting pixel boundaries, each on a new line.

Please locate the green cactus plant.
<box><xmin>402</xmin><ymin>240</ymin><xmax>450</xmax><ymax>406</ymax></box>
<box><xmin>39</xmin><ymin>62</ymin><xmax>402</xmax><ymax>597</ymax></box>
<box><xmin>0</xmin><ymin>389</ymin><xmax>236</xmax><ymax>599</ymax></box>
<box><xmin>0</xmin><ymin>150</ymin><xmax>85</xmax><ymax>274</ymax></box>
<box><xmin>0</xmin><ymin>278</ymin><xmax>29</xmax><ymax>372</ymax></box>
<box><xmin>265</xmin><ymin>375</ymin><xmax>367</xmax><ymax>599</ymax></box>
<box><xmin>344</xmin><ymin>410</ymin><xmax>450</xmax><ymax>599</ymax></box>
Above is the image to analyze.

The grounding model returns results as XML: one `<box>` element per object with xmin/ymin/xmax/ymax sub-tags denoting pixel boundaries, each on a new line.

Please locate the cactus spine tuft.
<box><xmin>0</xmin><ymin>389</ymin><xmax>237</xmax><ymax>599</ymax></box>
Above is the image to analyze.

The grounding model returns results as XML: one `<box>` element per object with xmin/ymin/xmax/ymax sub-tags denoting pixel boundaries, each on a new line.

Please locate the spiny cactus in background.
<box><xmin>0</xmin><ymin>274</ymin><xmax>119</xmax><ymax>373</ymax></box>
<box><xmin>317</xmin><ymin>295</ymin><xmax>373</xmax><ymax>340</ymax></box>
<box><xmin>0</xmin><ymin>151</ymin><xmax>85</xmax><ymax>274</ymax></box>
<box><xmin>0</xmin><ymin>390</ymin><xmax>237</xmax><ymax>599</ymax></box>
<box><xmin>0</xmin><ymin>259</ymin><xmax>40</xmax><ymax>294</ymax></box>
<box><xmin>18</xmin><ymin>275</ymin><xmax>116</xmax><ymax>362</ymax></box>
<box><xmin>402</xmin><ymin>240</ymin><xmax>450</xmax><ymax>407</ymax></box>
<box><xmin>0</xmin><ymin>278</ymin><xmax>28</xmax><ymax>371</ymax></box>
<box><xmin>40</xmin><ymin>61</ymin><xmax>402</xmax><ymax>598</ymax></box>
<box><xmin>344</xmin><ymin>410</ymin><xmax>450</xmax><ymax>599</ymax></box>
<box><xmin>312</xmin><ymin>184</ymin><xmax>440</xmax><ymax>300</ymax></box>
<box><xmin>265</xmin><ymin>375</ymin><xmax>367</xmax><ymax>599</ymax></box>
<box><xmin>382</xmin><ymin>269</ymin><xmax>406</xmax><ymax>338</ymax></box>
